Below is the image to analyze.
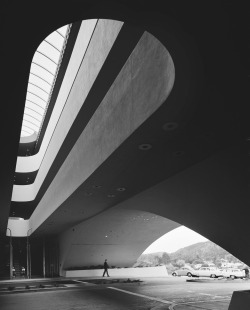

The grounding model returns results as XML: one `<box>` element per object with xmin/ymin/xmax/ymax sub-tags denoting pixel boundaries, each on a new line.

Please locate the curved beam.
<box><xmin>22</xmin><ymin>124</ymin><xmax>35</xmax><ymax>133</ymax></box>
<box><xmin>26</xmin><ymin>99</ymin><xmax>45</xmax><ymax>110</ymax></box>
<box><xmin>32</xmin><ymin>62</ymin><xmax>55</xmax><ymax>77</ymax></box>
<box><xmin>21</xmin><ymin>129</ymin><xmax>32</xmax><ymax>135</ymax></box>
<box><xmin>30</xmin><ymin>73</ymin><xmax>52</xmax><ymax>86</ymax></box>
<box><xmin>28</xmin><ymin>82</ymin><xmax>50</xmax><ymax>95</ymax></box>
<box><xmin>36</xmin><ymin>50</ymin><xmax>58</xmax><ymax>65</ymax></box>
<box><xmin>27</xmin><ymin>91</ymin><xmax>47</xmax><ymax>103</ymax></box>
<box><xmin>23</xmin><ymin>118</ymin><xmax>40</xmax><ymax>129</ymax></box>
<box><xmin>44</xmin><ymin>40</ymin><xmax>61</xmax><ymax>53</ymax></box>
<box><xmin>56</xmin><ymin>30</ymin><xmax>65</xmax><ymax>38</ymax></box>
<box><xmin>24</xmin><ymin>112</ymin><xmax>42</xmax><ymax>123</ymax></box>
<box><xmin>25</xmin><ymin>106</ymin><xmax>44</xmax><ymax>117</ymax></box>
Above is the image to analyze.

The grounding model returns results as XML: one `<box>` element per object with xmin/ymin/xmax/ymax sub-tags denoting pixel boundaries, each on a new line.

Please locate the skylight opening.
<box><xmin>20</xmin><ymin>24</ymin><xmax>71</xmax><ymax>138</ymax></box>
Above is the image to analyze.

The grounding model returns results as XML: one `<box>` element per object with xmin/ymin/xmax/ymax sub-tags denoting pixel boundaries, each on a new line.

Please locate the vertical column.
<box><xmin>43</xmin><ymin>238</ymin><xmax>46</xmax><ymax>278</ymax></box>
<box><xmin>6</xmin><ymin>228</ymin><xmax>13</xmax><ymax>279</ymax></box>
<box><xmin>26</xmin><ymin>228</ymin><xmax>32</xmax><ymax>278</ymax></box>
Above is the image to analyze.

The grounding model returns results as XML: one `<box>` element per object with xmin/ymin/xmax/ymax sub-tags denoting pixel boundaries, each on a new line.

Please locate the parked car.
<box><xmin>192</xmin><ymin>267</ymin><xmax>223</xmax><ymax>278</ymax></box>
<box><xmin>220</xmin><ymin>268</ymin><xmax>245</xmax><ymax>279</ymax></box>
<box><xmin>172</xmin><ymin>267</ymin><xmax>195</xmax><ymax>277</ymax></box>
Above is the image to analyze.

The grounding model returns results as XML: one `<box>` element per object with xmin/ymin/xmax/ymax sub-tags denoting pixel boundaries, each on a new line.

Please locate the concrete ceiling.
<box><xmin>0</xmin><ymin>1</ymin><xmax>249</xmax><ymax>262</ymax></box>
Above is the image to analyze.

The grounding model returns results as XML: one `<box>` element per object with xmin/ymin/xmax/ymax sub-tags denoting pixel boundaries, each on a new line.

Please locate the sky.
<box><xmin>143</xmin><ymin>226</ymin><xmax>209</xmax><ymax>254</ymax></box>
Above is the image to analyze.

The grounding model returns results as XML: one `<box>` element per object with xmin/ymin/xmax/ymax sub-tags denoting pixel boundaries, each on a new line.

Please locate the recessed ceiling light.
<box><xmin>138</xmin><ymin>144</ymin><xmax>152</xmax><ymax>151</ymax></box>
<box><xmin>162</xmin><ymin>122</ymin><xmax>178</xmax><ymax>131</ymax></box>
<box><xmin>93</xmin><ymin>185</ymin><xmax>102</xmax><ymax>189</ymax></box>
<box><xmin>84</xmin><ymin>192</ymin><xmax>93</xmax><ymax>196</ymax></box>
<box><xmin>116</xmin><ymin>187</ymin><xmax>126</xmax><ymax>192</ymax></box>
<box><xmin>107</xmin><ymin>194</ymin><xmax>115</xmax><ymax>198</ymax></box>
<box><xmin>173</xmin><ymin>150</ymin><xmax>185</xmax><ymax>157</ymax></box>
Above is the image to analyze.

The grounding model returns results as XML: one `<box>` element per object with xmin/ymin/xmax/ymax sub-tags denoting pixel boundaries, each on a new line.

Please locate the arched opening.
<box><xmin>136</xmin><ymin>226</ymin><xmax>248</xmax><ymax>279</ymax></box>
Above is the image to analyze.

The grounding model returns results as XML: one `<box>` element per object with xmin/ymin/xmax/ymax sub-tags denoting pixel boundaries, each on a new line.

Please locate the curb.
<box><xmin>186</xmin><ymin>278</ymin><xmax>244</xmax><ymax>283</ymax></box>
<box><xmin>0</xmin><ymin>285</ymin><xmax>83</xmax><ymax>295</ymax></box>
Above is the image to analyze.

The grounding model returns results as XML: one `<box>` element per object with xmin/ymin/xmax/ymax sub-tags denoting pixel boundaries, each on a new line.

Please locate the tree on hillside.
<box><xmin>214</xmin><ymin>258</ymin><xmax>222</xmax><ymax>268</ymax></box>
<box><xmin>193</xmin><ymin>258</ymin><xmax>204</xmax><ymax>265</ymax></box>
<box><xmin>159</xmin><ymin>252</ymin><xmax>171</xmax><ymax>265</ymax></box>
<box><xmin>165</xmin><ymin>263</ymin><xmax>175</xmax><ymax>273</ymax></box>
<box><xmin>175</xmin><ymin>259</ymin><xmax>185</xmax><ymax>268</ymax></box>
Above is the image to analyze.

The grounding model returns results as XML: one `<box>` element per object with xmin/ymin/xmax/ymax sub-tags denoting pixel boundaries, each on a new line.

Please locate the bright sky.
<box><xmin>143</xmin><ymin>226</ymin><xmax>208</xmax><ymax>254</ymax></box>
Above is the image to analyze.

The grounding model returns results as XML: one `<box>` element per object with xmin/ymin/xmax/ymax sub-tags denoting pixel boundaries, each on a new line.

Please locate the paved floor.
<box><xmin>0</xmin><ymin>276</ymin><xmax>250</xmax><ymax>309</ymax></box>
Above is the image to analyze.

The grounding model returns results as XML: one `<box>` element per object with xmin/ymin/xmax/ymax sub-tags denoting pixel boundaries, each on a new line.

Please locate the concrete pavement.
<box><xmin>0</xmin><ymin>276</ymin><xmax>250</xmax><ymax>309</ymax></box>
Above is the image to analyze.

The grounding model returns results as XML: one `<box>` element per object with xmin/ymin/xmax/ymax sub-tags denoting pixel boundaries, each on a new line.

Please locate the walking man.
<box><xmin>103</xmin><ymin>259</ymin><xmax>110</xmax><ymax>277</ymax></box>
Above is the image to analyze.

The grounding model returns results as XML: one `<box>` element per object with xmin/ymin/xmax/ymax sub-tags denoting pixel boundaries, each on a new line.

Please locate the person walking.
<box><xmin>103</xmin><ymin>259</ymin><xmax>110</xmax><ymax>277</ymax></box>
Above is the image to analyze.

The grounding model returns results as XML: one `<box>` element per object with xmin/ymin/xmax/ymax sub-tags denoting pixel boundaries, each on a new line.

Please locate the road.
<box><xmin>0</xmin><ymin>277</ymin><xmax>250</xmax><ymax>309</ymax></box>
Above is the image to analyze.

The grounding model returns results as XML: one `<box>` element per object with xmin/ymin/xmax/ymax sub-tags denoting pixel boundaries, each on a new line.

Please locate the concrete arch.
<box><xmin>59</xmin><ymin>208</ymin><xmax>180</xmax><ymax>274</ymax></box>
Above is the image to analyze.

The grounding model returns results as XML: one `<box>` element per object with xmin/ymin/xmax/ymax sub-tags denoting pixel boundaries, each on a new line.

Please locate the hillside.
<box><xmin>135</xmin><ymin>241</ymin><xmax>243</xmax><ymax>268</ymax></box>
<box><xmin>169</xmin><ymin>241</ymin><xmax>230</xmax><ymax>263</ymax></box>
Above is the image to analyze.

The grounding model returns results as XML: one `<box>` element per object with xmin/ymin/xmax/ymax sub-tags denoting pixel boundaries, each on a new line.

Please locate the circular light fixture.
<box><xmin>84</xmin><ymin>192</ymin><xmax>93</xmax><ymax>196</ymax></box>
<box><xmin>107</xmin><ymin>194</ymin><xmax>115</xmax><ymax>198</ymax></box>
<box><xmin>116</xmin><ymin>187</ymin><xmax>126</xmax><ymax>192</ymax></box>
<box><xmin>173</xmin><ymin>150</ymin><xmax>185</xmax><ymax>157</ymax></box>
<box><xmin>138</xmin><ymin>144</ymin><xmax>152</xmax><ymax>151</ymax></box>
<box><xmin>162</xmin><ymin>122</ymin><xmax>178</xmax><ymax>131</ymax></box>
<box><xmin>93</xmin><ymin>185</ymin><xmax>102</xmax><ymax>189</ymax></box>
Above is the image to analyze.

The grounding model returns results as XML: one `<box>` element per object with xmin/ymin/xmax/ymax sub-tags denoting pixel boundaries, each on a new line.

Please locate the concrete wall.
<box><xmin>30</xmin><ymin>29</ymin><xmax>174</xmax><ymax>233</ymax></box>
<box><xmin>58</xmin><ymin>209</ymin><xmax>179</xmax><ymax>274</ymax></box>
<box><xmin>65</xmin><ymin>266</ymin><xmax>168</xmax><ymax>278</ymax></box>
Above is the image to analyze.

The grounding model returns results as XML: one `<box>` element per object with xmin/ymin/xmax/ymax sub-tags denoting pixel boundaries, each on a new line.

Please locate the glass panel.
<box><xmin>22</xmin><ymin>126</ymin><xmax>36</xmax><ymax>135</ymax></box>
<box><xmin>27</xmin><ymin>83</ymin><xmax>49</xmax><ymax>102</ymax></box>
<box><xmin>22</xmin><ymin>127</ymin><xmax>34</xmax><ymax>134</ymax></box>
<box><xmin>26</xmin><ymin>92</ymin><xmax>47</xmax><ymax>108</ymax></box>
<box><xmin>37</xmin><ymin>41</ymin><xmax>60</xmax><ymax>64</ymax></box>
<box><xmin>30</xmin><ymin>63</ymin><xmax>54</xmax><ymax>84</ymax></box>
<box><xmin>57</xmin><ymin>25</ymin><xmax>68</xmax><ymax>37</ymax></box>
<box><xmin>23</xmin><ymin>120</ymin><xmax>39</xmax><ymax>131</ymax></box>
<box><xmin>21</xmin><ymin>131</ymin><xmax>32</xmax><ymax>137</ymax></box>
<box><xmin>22</xmin><ymin>126</ymin><xmax>33</xmax><ymax>133</ymax></box>
<box><xmin>23</xmin><ymin>114</ymin><xmax>41</xmax><ymax>127</ymax></box>
<box><xmin>25</xmin><ymin>100</ymin><xmax>45</xmax><ymax>115</ymax></box>
<box><xmin>33</xmin><ymin>52</ymin><xmax>57</xmax><ymax>75</ymax></box>
<box><xmin>24</xmin><ymin>107</ymin><xmax>43</xmax><ymax>121</ymax></box>
<box><xmin>29</xmin><ymin>75</ymin><xmax>51</xmax><ymax>93</ymax></box>
<box><xmin>46</xmin><ymin>31</ymin><xmax>64</xmax><ymax>51</ymax></box>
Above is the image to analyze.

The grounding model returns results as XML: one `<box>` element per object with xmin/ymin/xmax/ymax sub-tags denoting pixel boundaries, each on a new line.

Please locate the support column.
<box><xmin>43</xmin><ymin>238</ymin><xmax>46</xmax><ymax>278</ymax></box>
<box><xmin>6</xmin><ymin>228</ymin><xmax>13</xmax><ymax>279</ymax></box>
<box><xmin>26</xmin><ymin>229</ymin><xmax>32</xmax><ymax>278</ymax></box>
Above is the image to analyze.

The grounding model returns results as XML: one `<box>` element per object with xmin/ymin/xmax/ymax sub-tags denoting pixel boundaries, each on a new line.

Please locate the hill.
<box><xmin>169</xmin><ymin>241</ymin><xmax>230</xmax><ymax>263</ymax></box>
<box><xmin>134</xmin><ymin>241</ymin><xmax>243</xmax><ymax>268</ymax></box>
